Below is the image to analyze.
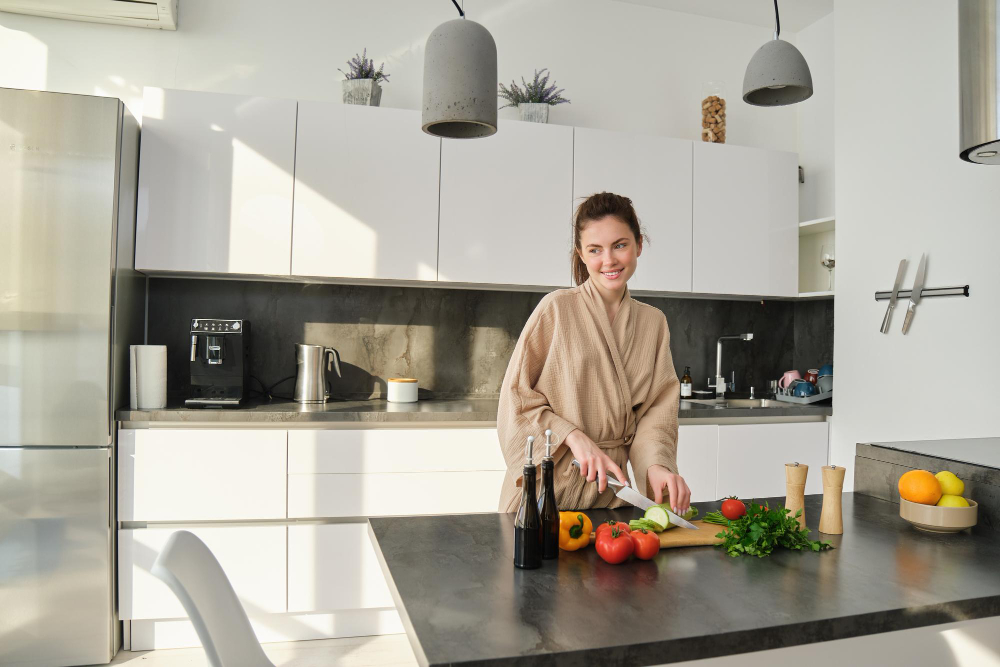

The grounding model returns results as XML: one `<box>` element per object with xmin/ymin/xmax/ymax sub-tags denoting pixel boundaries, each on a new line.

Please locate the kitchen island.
<box><xmin>368</xmin><ymin>494</ymin><xmax>1000</xmax><ymax>666</ymax></box>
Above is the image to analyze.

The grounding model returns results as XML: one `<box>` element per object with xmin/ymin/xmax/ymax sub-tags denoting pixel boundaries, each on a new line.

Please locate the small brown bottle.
<box><xmin>513</xmin><ymin>436</ymin><xmax>542</xmax><ymax>569</ymax></box>
<box><xmin>537</xmin><ymin>429</ymin><xmax>559</xmax><ymax>559</ymax></box>
<box><xmin>680</xmin><ymin>366</ymin><xmax>693</xmax><ymax>398</ymax></box>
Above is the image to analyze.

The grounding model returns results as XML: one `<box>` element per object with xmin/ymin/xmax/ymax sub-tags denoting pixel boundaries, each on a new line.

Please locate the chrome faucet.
<box><xmin>708</xmin><ymin>333</ymin><xmax>754</xmax><ymax>396</ymax></box>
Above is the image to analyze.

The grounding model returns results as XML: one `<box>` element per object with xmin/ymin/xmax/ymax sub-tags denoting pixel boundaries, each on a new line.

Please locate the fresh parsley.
<box><xmin>714</xmin><ymin>501</ymin><xmax>833</xmax><ymax>558</ymax></box>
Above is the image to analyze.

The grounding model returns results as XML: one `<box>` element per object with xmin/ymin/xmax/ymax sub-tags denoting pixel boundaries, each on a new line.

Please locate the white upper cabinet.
<box><xmin>292</xmin><ymin>104</ymin><xmax>441</xmax><ymax>281</ymax></box>
<box><xmin>574</xmin><ymin>128</ymin><xmax>693</xmax><ymax>293</ymax></box>
<box><xmin>692</xmin><ymin>143</ymin><xmax>798</xmax><ymax>297</ymax></box>
<box><xmin>136</xmin><ymin>88</ymin><xmax>297</xmax><ymax>275</ymax></box>
<box><xmin>438</xmin><ymin>120</ymin><xmax>573</xmax><ymax>287</ymax></box>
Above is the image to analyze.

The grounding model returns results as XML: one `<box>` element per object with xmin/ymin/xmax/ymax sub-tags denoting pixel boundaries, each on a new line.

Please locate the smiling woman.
<box><xmin>496</xmin><ymin>192</ymin><xmax>691</xmax><ymax>515</ymax></box>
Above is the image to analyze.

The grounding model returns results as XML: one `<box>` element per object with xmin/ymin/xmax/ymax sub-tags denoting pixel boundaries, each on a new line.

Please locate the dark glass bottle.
<box><xmin>537</xmin><ymin>429</ymin><xmax>559</xmax><ymax>559</ymax></box>
<box><xmin>514</xmin><ymin>436</ymin><xmax>542</xmax><ymax>570</ymax></box>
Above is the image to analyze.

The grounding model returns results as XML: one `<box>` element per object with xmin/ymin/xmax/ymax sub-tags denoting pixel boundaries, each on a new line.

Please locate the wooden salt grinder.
<box><xmin>819</xmin><ymin>465</ymin><xmax>847</xmax><ymax>535</ymax></box>
<box><xmin>785</xmin><ymin>462</ymin><xmax>808</xmax><ymax>530</ymax></box>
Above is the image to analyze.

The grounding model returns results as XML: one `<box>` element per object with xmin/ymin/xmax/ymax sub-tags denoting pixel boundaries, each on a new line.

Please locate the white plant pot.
<box><xmin>517</xmin><ymin>103</ymin><xmax>549</xmax><ymax>123</ymax></box>
<box><xmin>342</xmin><ymin>79</ymin><xmax>383</xmax><ymax>106</ymax></box>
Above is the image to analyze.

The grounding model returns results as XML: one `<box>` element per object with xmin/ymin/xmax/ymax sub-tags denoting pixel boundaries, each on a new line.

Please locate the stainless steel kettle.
<box><xmin>294</xmin><ymin>343</ymin><xmax>342</xmax><ymax>403</ymax></box>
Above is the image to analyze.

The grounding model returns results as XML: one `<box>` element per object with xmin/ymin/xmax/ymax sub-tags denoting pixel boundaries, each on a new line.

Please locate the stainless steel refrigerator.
<box><xmin>0</xmin><ymin>88</ymin><xmax>143</xmax><ymax>666</ymax></box>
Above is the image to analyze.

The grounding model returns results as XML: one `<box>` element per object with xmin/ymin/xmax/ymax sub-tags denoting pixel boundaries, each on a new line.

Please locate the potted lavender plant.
<box><xmin>339</xmin><ymin>48</ymin><xmax>389</xmax><ymax>106</ymax></box>
<box><xmin>498</xmin><ymin>68</ymin><xmax>570</xmax><ymax>123</ymax></box>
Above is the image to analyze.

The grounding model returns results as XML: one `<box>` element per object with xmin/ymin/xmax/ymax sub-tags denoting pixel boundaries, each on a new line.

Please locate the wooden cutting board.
<box><xmin>655</xmin><ymin>521</ymin><xmax>725</xmax><ymax>548</ymax></box>
<box><xmin>589</xmin><ymin>521</ymin><xmax>724</xmax><ymax>549</ymax></box>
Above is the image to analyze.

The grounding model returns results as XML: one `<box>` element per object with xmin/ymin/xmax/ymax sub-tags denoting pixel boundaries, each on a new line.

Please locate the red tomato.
<box><xmin>629</xmin><ymin>529</ymin><xmax>660</xmax><ymax>560</ymax></box>
<box><xmin>595</xmin><ymin>520</ymin><xmax>631</xmax><ymax>540</ymax></box>
<box><xmin>721</xmin><ymin>497</ymin><xmax>747</xmax><ymax>520</ymax></box>
<box><xmin>595</xmin><ymin>527</ymin><xmax>634</xmax><ymax>565</ymax></box>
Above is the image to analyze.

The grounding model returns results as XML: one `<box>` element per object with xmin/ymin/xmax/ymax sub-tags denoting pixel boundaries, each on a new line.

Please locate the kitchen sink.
<box><xmin>686</xmin><ymin>398</ymin><xmax>787</xmax><ymax>408</ymax></box>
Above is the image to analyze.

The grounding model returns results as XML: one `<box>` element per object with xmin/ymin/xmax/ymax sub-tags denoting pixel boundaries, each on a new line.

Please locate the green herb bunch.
<box><xmin>714</xmin><ymin>501</ymin><xmax>833</xmax><ymax>558</ymax></box>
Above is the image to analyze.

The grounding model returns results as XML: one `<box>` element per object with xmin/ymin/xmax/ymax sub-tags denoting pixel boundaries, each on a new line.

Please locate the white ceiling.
<box><xmin>612</xmin><ymin>0</ymin><xmax>834</xmax><ymax>33</ymax></box>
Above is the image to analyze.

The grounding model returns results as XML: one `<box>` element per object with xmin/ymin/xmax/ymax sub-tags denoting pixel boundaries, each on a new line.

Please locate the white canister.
<box><xmin>129</xmin><ymin>345</ymin><xmax>167</xmax><ymax>410</ymax></box>
<box><xmin>386</xmin><ymin>378</ymin><xmax>418</xmax><ymax>403</ymax></box>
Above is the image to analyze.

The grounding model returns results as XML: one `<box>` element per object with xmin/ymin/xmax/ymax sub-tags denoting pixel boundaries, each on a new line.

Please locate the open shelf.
<box><xmin>798</xmin><ymin>215</ymin><xmax>835</xmax><ymax>296</ymax></box>
<box><xmin>799</xmin><ymin>216</ymin><xmax>835</xmax><ymax>235</ymax></box>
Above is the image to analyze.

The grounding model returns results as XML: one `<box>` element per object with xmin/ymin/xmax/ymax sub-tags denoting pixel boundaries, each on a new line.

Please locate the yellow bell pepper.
<box><xmin>559</xmin><ymin>511</ymin><xmax>593</xmax><ymax>551</ymax></box>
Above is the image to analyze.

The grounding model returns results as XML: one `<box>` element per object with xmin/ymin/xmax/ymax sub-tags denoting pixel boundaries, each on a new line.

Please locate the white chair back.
<box><xmin>151</xmin><ymin>530</ymin><xmax>274</xmax><ymax>667</ymax></box>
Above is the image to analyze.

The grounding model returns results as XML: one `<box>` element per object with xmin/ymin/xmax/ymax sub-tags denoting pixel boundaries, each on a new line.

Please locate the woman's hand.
<box><xmin>647</xmin><ymin>465</ymin><xmax>691</xmax><ymax>514</ymax></box>
<box><xmin>564</xmin><ymin>429</ymin><xmax>628</xmax><ymax>494</ymax></box>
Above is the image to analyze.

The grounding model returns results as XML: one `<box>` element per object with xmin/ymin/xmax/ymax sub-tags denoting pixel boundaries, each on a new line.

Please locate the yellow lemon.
<box><xmin>935</xmin><ymin>471</ymin><xmax>965</xmax><ymax>496</ymax></box>
<box><xmin>936</xmin><ymin>494</ymin><xmax>970</xmax><ymax>508</ymax></box>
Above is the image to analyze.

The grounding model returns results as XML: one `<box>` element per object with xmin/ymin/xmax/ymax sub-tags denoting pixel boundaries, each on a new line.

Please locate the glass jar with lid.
<box><xmin>701</xmin><ymin>81</ymin><xmax>727</xmax><ymax>143</ymax></box>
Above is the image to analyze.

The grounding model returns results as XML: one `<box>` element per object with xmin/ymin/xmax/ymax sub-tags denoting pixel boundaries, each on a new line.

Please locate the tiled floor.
<box><xmin>105</xmin><ymin>634</ymin><xmax>418</xmax><ymax>666</ymax></box>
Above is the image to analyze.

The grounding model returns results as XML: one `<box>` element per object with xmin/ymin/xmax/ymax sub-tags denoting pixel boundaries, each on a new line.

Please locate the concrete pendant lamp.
<box><xmin>422</xmin><ymin>0</ymin><xmax>498</xmax><ymax>138</ymax></box>
<box><xmin>742</xmin><ymin>0</ymin><xmax>813</xmax><ymax>107</ymax></box>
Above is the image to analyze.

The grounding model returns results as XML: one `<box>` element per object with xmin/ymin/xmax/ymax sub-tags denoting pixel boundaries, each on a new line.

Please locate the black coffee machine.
<box><xmin>185</xmin><ymin>318</ymin><xmax>250</xmax><ymax>407</ymax></box>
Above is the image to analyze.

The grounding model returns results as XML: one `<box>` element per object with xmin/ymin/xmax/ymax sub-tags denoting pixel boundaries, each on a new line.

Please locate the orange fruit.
<box><xmin>898</xmin><ymin>470</ymin><xmax>943</xmax><ymax>505</ymax></box>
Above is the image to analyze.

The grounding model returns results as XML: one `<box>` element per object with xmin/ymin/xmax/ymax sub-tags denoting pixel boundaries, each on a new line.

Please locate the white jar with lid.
<box><xmin>386</xmin><ymin>377</ymin><xmax>418</xmax><ymax>403</ymax></box>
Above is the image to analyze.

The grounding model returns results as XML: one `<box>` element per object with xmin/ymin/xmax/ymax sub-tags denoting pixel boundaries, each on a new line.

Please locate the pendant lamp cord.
<box><xmin>773</xmin><ymin>0</ymin><xmax>780</xmax><ymax>38</ymax></box>
<box><xmin>451</xmin><ymin>0</ymin><xmax>465</xmax><ymax>18</ymax></box>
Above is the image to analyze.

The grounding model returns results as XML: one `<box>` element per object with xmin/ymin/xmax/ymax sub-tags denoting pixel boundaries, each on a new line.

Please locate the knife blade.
<box><xmin>880</xmin><ymin>259</ymin><xmax>907</xmax><ymax>334</ymax></box>
<box><xmin>570</xmin><ymin>459</ymin><xmax>698</xmax><ymax>529</ymax></box>
<box><xmin>901</xmin><ymin>253</ymin><xmax>927</xmax><ymax>334</ymax></box>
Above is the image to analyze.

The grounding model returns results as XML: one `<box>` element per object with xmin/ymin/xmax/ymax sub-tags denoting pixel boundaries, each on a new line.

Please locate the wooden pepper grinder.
<box><xmin>819</xmin><ymin>465</ymin><xmax>847</xmax><ymax>534</ymax></box>
<box><xmin>785</xmin><ymin>462</ymin><xmax>808</xmax><ymax>530</ymax></box>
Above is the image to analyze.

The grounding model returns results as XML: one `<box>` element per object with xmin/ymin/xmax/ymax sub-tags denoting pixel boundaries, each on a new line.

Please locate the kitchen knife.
<box><xmin>880</xmin><ymin>259</ymin><xmax>907</xmax><ymax>334</ymax></box>
<box><xmin>570</xmin><ymin>459</ymin><xmax>698</xmax><ymax>529</ymax></box>
<box><xmin>901</xmin><ymin>253</ymin><xmax>927</xmax><ymax>335</ymax></box>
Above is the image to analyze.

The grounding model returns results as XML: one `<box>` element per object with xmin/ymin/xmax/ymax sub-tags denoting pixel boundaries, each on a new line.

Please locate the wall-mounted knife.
<box><xmin>880</xmin><ymin>259</ymin><xmax>907</xmax><ymax>334</ymax></box>
<box><xmin>901</xmin><ymin>253</ymin><xmax>927</xmax><ymax>335</ymax></box>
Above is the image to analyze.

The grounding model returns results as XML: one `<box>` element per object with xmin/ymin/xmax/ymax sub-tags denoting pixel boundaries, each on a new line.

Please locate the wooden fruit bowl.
<box><xmin>899</xmin><ymin>497</ymin><xmax>978</xmax><ymax>533</ymax></box>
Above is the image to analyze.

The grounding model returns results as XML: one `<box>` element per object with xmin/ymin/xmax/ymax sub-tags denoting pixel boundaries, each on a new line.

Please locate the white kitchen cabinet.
<box><xmin>118</xmin><ymin>428</ymin><xmax>287</xmax><ymax>521</ymax></box>
<box><xmin>291</xmin><ymin>104</ymin><xmax>441</xmax><ymax>281</ymax></box>
<box><xmin>288</xmin><ymin>470</ymin><xmax>505</xmax><ymax>518</ymax></box>
<box><xmin>716</xmin><ymin>422</ymin><xmax>828</xmax><ymax>499</ymax></box>
<box><xmin>287</xmin><ymin>523</ymin><xmax>395</xmax><ymax>613</ymax></box>
<box><xmin>676</xmin><ymin>425</ymin><xmax>719</xmax><ymax>502</ymax></box>
<box><xmin>287</xmin><ymin>428</ymin><xmax>504</xmax><ymax>474</ymax></box>
<box><xmin>438</xmin><ymin>120</ymin><xmax>573</xmax><ymax>287</ymax></box>
<box><xmin>574</xmin><ymin>128</ymin><xmax>693</xmax><ymax>292</ymax></box>
<box><xmin>692</xmin><ymin>143</ymin><xmax>798</xmax><ymax>296</ymax></box>
<box><xmin>119</xmin><ymin>525</ymin><xmax>286</xmax><ymax>620</ymax></box>
<box><xmin>136</xmin><ymin>87</ymin><xmax>297</xmax><ymax>275</ymax></box>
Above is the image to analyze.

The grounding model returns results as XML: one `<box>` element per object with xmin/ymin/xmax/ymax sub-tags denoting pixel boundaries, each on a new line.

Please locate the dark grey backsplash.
<box><xmin>147</xmin><ymin>278</ymin><xmax>833</xmax><ymax>400</ymax></box>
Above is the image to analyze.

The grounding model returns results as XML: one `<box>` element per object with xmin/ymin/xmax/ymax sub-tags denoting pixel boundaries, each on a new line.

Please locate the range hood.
<box><xmin>960</xmin><ymin>0</ymin><xmax>1000</xmax><ymax>163</ymax></box>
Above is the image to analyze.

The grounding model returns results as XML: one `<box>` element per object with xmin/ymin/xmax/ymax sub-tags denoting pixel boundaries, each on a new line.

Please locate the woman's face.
<box><xmin>577</xmin><ymin>215</ymin><xmax>642</xmax><ymax>292</ymax></box>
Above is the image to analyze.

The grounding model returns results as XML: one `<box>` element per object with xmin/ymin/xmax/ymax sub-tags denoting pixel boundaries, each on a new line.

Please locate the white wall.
<box><xmin>0</xmin><ymin>0</ymin><xmax>799</xmax><ymax>152</ymax></box>
<box><xmin>833</xmin><ymin>0</ymin><xmax>1000</xmax><ymax>488</ymax></box>
<box><xmin>795</xmin><ymin>12</ymin><xmax>834</xmax><ymax>222</ymax></box>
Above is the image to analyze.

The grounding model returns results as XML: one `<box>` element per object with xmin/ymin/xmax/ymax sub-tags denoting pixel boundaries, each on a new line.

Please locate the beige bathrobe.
<box><xmin>497</xmin><ymin>278</ymin><xmax>680</xmax><ymax>512</ymax></box>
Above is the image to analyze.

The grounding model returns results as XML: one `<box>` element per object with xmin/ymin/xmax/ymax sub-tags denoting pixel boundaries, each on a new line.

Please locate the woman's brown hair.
<box><xmin>571</xmin><ymin>192</ymin><xmax>648</xmax><ymax>286</ymax></box>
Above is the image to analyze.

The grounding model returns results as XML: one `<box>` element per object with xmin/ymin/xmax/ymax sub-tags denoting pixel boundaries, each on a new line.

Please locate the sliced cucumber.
<box><xmin>643</xmin><ymin>505</ymin><xmax>669</xmax><ymax>531</ymax></box>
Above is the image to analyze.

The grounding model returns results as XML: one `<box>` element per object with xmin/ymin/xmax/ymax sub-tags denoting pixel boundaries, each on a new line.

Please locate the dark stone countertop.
<box><xmin>116</xmin><ymin>397</ymin><xmax>502</xmax><ymax>424</ymax></box>
<box><xmin>117</xmin><ymin>396</ymin><xmax>830</xmax><ymax>425</ymax></box>
<box><xmin>368</xmin><ymin>494</ymin><xmax>1000</xmax><ymax>667</ymax></box>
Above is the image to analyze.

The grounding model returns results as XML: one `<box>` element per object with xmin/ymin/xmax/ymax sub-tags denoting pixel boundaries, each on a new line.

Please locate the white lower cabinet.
<box><xmin>287</xmin><ymin>428</ymin><xmax>504</xmax><ymax>474</ymax></box>
<box><xmin>677</xmin><ymin>425</ymin><xmax>720</xmax><ymax>503</ymax></box>
<box><xmin>119</xmin><ymin>525</ymin><xmax>287</xmax><ymax>621</ymax></box>
<box><xmin>288</xmin><ymin>470</ymin><xmax>506</xmax><ymax>518</ymax></box>
<box><xmin>716</xmin><ymin>422</ymin><xmax>829</xmax><ymax>499</ymax></box>
<box><xmin>287</xmin><ymin>523</ymin><xmax>394</xmax><ymax>612</ymax></box>
<box><xmin>118</xmin><ymin>428</ymin><xmax>287</xmax><ymax>522</ymax></box>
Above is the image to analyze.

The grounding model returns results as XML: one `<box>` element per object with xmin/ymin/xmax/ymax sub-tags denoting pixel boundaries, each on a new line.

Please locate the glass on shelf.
<box><xmin>820</xmin><ymin>243</ymin><xmax>836</xmax><ymax>291</ymax></box>
<box><xmin>701</xmin><ymin>81</ymin><xmax>727</xmax><ymax>144</ymax></box>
